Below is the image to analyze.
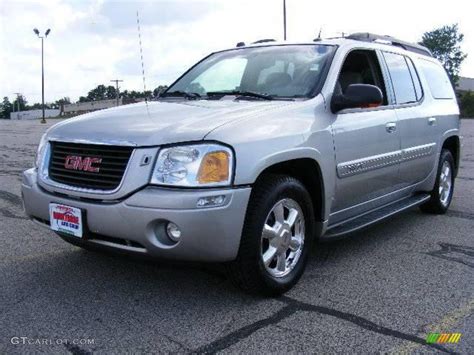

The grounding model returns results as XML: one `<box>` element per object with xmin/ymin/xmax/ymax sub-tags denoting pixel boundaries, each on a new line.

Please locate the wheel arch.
<box><xmin>254</xmin><ymin>157</ymin><xmax>325</xmax><ymax>224</ymax></box>
<box><xmin>441</xmin><ymin>134</ymin><xmax>460</xmax><ymax>176</ymax></box>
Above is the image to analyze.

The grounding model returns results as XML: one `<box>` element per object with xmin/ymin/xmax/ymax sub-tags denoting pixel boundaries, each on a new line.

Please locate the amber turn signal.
<box><xmin>197</xmin><ymin>151</ymin><xmax>230</xmax><ymax>184</ymax></box>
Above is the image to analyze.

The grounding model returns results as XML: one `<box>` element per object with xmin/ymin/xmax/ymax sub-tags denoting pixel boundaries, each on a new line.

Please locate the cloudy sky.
<box><xmin>0</xmin><ymin>0</ymin><xmax>473</xmax><ymax>104</ymax></box>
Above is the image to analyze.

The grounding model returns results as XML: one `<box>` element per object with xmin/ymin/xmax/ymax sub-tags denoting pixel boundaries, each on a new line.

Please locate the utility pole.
<box><xmin>33</xmin><ymin>28</ymin><xmax>51</xmax><ymax>124</ymax></box>
<box><xmin>13</xmin><ymin>93</ymin><xmax>22</xmax><ymax>113</ymax></box>
<box><xmin>110</xmin><ymin>79</ymin><xmax>123</xmax><ymax>106</ymax></box>
<box><xmin>283</xmin><ymin>0</ymin><xmax>287</xmax><ymax>41</ymax></box>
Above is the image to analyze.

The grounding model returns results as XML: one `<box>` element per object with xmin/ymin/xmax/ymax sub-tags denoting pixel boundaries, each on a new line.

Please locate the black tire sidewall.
<box><xmin>428</xmin><ymin>150</ymin><xmax>455</xmax><ymax>213</ymax></box>
<box><xmin>242</xmin><ymin>175</ymin><xmax>315</xmax><ymax>293</ymax></box>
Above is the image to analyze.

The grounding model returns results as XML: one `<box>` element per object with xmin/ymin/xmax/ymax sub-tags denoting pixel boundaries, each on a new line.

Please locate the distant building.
<box><xmin>62</xmin><ymin>98</ymin><xmax>122</xmax><ymax>115</ymax></box>
<box><xmin>61</xmin><ymin>97</ymin><xmax>145</xmax><ymax>115</ymax></box>
<box><xmin>456</xmin><ymin>77</ymin><xmax>474</xmax><ymax>94</ymax></box>
<box><xmin>10</xmin><ymin>109</ymin><xmax>60</xmax><ymax>120</ymax></box>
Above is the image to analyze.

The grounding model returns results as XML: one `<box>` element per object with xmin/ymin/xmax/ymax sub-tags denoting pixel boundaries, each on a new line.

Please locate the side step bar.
<box><xmin>323</xmin><ymin>194</ymin><xmax>430</xmax><ymax>239</ymax></box>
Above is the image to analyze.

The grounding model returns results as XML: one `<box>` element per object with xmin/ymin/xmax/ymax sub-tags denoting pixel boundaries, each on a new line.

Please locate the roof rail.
<box><xmin>252</xmin><ymin>39</ymin><xmax>276</xmax><ymax>44</ymax></box>
<box><xmin>346</xmin><ymin>32</ymin><xmax>432</xmax><ymax>57</ymax></box>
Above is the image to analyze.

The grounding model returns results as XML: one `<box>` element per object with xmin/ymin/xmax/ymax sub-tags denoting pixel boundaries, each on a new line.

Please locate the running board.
<box><xmin>323</xmin><ymin>194</ymin><xmax>430</xmax><ymax>239</ymax></box>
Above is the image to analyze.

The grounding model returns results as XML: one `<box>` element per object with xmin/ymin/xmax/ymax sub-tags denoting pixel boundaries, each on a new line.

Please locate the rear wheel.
<box><xmin>420</xmin><ymin>149</ymin><xmax>455</xmax><ymax>214</ymax></box>
<box><xmin>227</xmin><ymin>174</ymin><xmax>315</xmax><ymax>295</ymax></box>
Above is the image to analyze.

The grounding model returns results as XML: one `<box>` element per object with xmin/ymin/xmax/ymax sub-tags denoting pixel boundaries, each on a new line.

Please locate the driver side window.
<box><xmin>337</xmin><ymin>50</ymin><xmax>388</xmax><ymax>105</ymax></box>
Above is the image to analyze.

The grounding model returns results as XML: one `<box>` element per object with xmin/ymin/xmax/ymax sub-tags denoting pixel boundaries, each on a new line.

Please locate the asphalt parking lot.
<box><xmin>0</xmin><ymin>118</ymin><xmax>473</xmax><ymax>354</ymax></box>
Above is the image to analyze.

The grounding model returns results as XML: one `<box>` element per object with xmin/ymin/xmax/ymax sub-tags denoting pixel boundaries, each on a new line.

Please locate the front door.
<box><xmin>330</xmin><ymin>50</ymin><xmax>401</xmax><ymax>223</ymax></box>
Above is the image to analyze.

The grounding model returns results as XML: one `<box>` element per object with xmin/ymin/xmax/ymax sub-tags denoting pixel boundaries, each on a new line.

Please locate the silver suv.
<box><xmin>22</xmin><ymin>33</ymin><xmax>460</xmax><ymax>294</ymax></box>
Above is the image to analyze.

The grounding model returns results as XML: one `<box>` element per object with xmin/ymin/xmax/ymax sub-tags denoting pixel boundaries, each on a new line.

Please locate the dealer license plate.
<box><xmin>49</xmin><ymin>203</ymin><xmax>83</xmax><ymax>238</ymax></box>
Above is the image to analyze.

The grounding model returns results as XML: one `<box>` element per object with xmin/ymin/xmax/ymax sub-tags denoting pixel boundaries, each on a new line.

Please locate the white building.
<box><xmin>10</xmin><ymin>109</ymin><xmax>60</xmax><ymax>120</ymax></box>
<box><xmin>62</xmin><ymin>98</ymin><xmax>122</xmax><ymax>114</ymax></box>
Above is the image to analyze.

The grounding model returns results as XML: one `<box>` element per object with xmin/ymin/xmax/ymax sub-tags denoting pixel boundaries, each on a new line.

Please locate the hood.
<box><xmin>47</xmin><ymin>100</ymin><xmax>291</xmax><ymax>146</ymax></box>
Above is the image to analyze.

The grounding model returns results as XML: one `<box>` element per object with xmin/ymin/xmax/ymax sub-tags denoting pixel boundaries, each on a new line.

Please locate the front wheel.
<box><xmin>420</xmin><ymin>149</ymin><xmax>455</xmax><ymax>214</ymax></box>
<box><xmin>227</xmin><ymin>174</ymin><xmax>315</xmax><ymax>295</ymax></box>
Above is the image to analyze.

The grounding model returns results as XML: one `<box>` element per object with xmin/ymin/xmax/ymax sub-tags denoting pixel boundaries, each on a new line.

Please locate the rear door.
<box><xmin>382</xmin><ymin>52</ymin><xmax>438</xmax><ymax>187</ymax></box>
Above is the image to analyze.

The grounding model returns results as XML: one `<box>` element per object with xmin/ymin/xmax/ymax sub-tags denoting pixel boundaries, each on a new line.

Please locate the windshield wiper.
<box><xmin>206</xmin><ymin>90</ymin><xmax>273</xmax><ymax>100</ymax></box>
<box><xmin>160</xmin><ymin>91</ymin><xmax>202</xmax><ymax>100</ymax></box>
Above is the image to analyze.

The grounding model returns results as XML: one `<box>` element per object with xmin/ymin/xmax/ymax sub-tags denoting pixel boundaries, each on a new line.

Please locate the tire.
<box><xmin>420</xmin><ymin>149</ymin><xmax>455</xmax><ymax>214</ymax></box>
<box><xmin>227</xmin><ymin>174</ymin><xmax>315</xmax><ymax>295</ymax></box>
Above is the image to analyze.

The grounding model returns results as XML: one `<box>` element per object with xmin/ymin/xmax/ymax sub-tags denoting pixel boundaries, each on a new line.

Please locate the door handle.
<box><xmin>386</xmin><ymin>122</ymin><xmax>397</xmax><ymax>133</ymax></box>
<box><xmin>428</xmin><ymin>117</ymin><xmax>437</xmax><ymax>126</ymax></box>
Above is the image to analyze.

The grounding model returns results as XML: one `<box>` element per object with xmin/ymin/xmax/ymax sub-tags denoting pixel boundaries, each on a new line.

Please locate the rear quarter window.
<box><xmin>419</xmin><ymin>59</ymin><xmax>454</xmax><ymax>99</ymax></box>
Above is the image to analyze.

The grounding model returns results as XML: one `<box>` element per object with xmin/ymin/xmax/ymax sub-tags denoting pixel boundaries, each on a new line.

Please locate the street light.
<box><xmin>33</xmin><ymin>28</ymin><xmax>51</xmax><ymax>124</ymax></box>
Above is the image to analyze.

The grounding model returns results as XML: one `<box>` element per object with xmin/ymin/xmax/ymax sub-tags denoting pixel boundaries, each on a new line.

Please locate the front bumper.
<box><xmin>21</xmin><ymin>168</ymin><xmax>251</xmax><ymax>262</ymax></box>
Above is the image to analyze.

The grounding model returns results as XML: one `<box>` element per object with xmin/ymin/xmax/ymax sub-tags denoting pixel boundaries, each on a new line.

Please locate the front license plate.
<box><xmin>49</xmin><ymin>203</ymin><xmax>83</xmax><ymax>238</ymax></box>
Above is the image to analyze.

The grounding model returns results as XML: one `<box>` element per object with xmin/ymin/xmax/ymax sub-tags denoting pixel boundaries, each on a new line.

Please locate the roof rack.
<box><xmin>236</xmin><ymin>39</ymin><xmax>277</xmax><ymax>48</ymax></box>
<box><xmin>252</xmin><ymin>39</ymin><xmax>276</xmax><ymax>44</ymax></box>
<box><xmin>346</xmin><ymin>32</ymin><xmax>432</xmax><ymax>57</ymax></box>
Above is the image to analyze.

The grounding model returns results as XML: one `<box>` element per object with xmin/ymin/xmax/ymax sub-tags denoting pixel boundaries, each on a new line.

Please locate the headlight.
<box><xmin>34</xmin><ymin>133</ymin><xmax>48</xmax><ymax>169</ymax></box>
<box><xmin>150</xmin><ymin>143</ymin><xmax>233</xmax><ymax>187</ymax></box>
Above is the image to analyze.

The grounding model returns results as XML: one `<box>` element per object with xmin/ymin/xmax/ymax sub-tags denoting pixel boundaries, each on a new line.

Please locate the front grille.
<box><xmin>48</xmin><ymin>142</ymin><xmax>133</xmax><ymax>190</ymax></box>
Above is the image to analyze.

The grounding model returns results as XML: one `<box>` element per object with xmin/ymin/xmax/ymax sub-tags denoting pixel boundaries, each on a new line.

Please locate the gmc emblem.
<box><xmin>64</xmin><ymin>155</ymin><xmax>102</xmax><ymax>173</ymax></box>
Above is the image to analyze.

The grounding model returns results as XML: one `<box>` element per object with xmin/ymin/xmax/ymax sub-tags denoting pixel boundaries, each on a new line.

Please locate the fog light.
<box><xmin>197</xmin><ymin>195</ymin><xmax>226</xmax><ymax>208</ymax></box>
<box><xmin>166</xmin><ymin>222</ymin><xmax>181</xmax><ymax>241</ymax></box>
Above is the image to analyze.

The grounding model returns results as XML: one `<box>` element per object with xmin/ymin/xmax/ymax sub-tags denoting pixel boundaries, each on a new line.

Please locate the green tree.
<box><xmin>12</xmin><ymin>95</ymin><xmax>27</xmax><ymax>112</ymax></box>
<box><xmin>421</xmin><ymin>24</ymin><xmax>467</xmax><ymax>85</ymax></box>
<box><xmin>0</xmin><ymin>97</ymin><xmax>13</xmax><ymax>119</ymax></box>
<box><xmin>121</xmin><ymin>89</ymin><xmax>152</xmax><ymax>99</ymax></box>
<box><xmin>460</xmin><ymin>91</ymin><xmax>474</xmax><ymax>118</ymax></box>
<box><xmin>85</xmin><ymin>85</ymin><xmax>117</xmax><ymax>101</ymax></box>
<box><xmin>105</xmin><ymin>86</ymin><xmax>117</xmax><ymax>100</ymax></box>
<box><xmin>28</xmin><ymin>103</ymin><xmax>44</xmax><ymax>110</ymax></box>
<box><xmin>50</xmin><ymin>97</ymin><xmax>71</xmax><ymax>109</ymax></box>
<box><xmin>153</xmin><ymin>85</ymin><xmax>168</xmax><ymax>97</ymax></box>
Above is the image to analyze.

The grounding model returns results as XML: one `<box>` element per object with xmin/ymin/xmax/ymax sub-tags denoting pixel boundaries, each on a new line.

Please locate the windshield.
<box><xmin>165</xmin><ymin>45</ymin><xmax>336</xmax><ymax>99</ymax></box>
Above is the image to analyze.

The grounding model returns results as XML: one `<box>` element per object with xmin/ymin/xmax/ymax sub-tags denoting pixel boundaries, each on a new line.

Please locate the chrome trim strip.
<box><xmin>88</xmin><ymin>240</ymin><xmax>147</xmax><ymax>253</ymax></box>
<box><xmin>337</xmin><ymin>151</ymin><xmax>402</xmax><ymax>178</ymax></box>
<box><xmin>48</xmin><ymin>137</ymin><xmax>138</xmax><ymax>147</ymax></box>
<box><xmin>337</xmin><ymin>143</ymin><xmax>436</xmax><ymax>178</ymax></box>
<box><xmin>38</xmin><ymin>142</ymin><xmax>136</xmax><ymax>195</ymax></box>
<box><xmin>401</xmin><ymin>143</ymin><xmax>436</xmax><ymax>161</ymax></box>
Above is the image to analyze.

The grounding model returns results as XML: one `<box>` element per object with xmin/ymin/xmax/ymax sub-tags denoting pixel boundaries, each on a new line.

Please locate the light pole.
<box><xmin>110</xmin><ymin>79</ymin><xmax>123</xmax><ymax>106</ymax></box>
<box><xmin>13</xmin><ymin>93</ymin><xmax>22</xmax><ymax>113</ymax></box>
<box><xmin>33</xmin><ymin>28</ymin><xmax>51</xmax><ymax>124</ymax></box>
<box><xmin>283</xmin><ymin>0</ymin><xmax>287</xmax><ymax>40</ymax></box>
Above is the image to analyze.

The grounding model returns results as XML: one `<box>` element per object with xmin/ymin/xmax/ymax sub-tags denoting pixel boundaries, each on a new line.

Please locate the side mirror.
<box><xmin>331</xmin><ymin>84</ymin><xmax>383</xmax><ymax>113</ymax></box>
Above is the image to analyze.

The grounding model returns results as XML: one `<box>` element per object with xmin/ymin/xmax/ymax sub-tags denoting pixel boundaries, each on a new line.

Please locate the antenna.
<box><xmin>136</xmin><ymin>11</ymin><xmax>149</xmax><ymax>112</ymax></box>
<box><xmin>313</xmin><ymin>27</ymin><xmax>323</xmax><ymax>41</ymax></box>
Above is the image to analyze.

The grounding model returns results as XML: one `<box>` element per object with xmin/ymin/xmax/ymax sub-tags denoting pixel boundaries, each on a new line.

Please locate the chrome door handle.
<box><xmin>428</xmin><ymin>117</ymin><xmax>437</xmax><ymax>126</ymax></box>
<box><xmin>386</xmin><ymin>122</ymin><xmax>397</xmax><ymax>133</ymax></box>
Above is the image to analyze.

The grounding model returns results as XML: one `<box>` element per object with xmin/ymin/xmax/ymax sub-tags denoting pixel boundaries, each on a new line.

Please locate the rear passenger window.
<box><xmin>406</xmin><ymin>58</ymin><xmax>423</xmax><ymax>101</ymax></box>
<box><xmin>383</xmin><ymin>52</ymin><xmax>417</xmax><ymax>104</ymax></box>
<box><xmin>419</xmin><ymin>60</ymin><xmax>454</xmax><ymax>99</ymax></box>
